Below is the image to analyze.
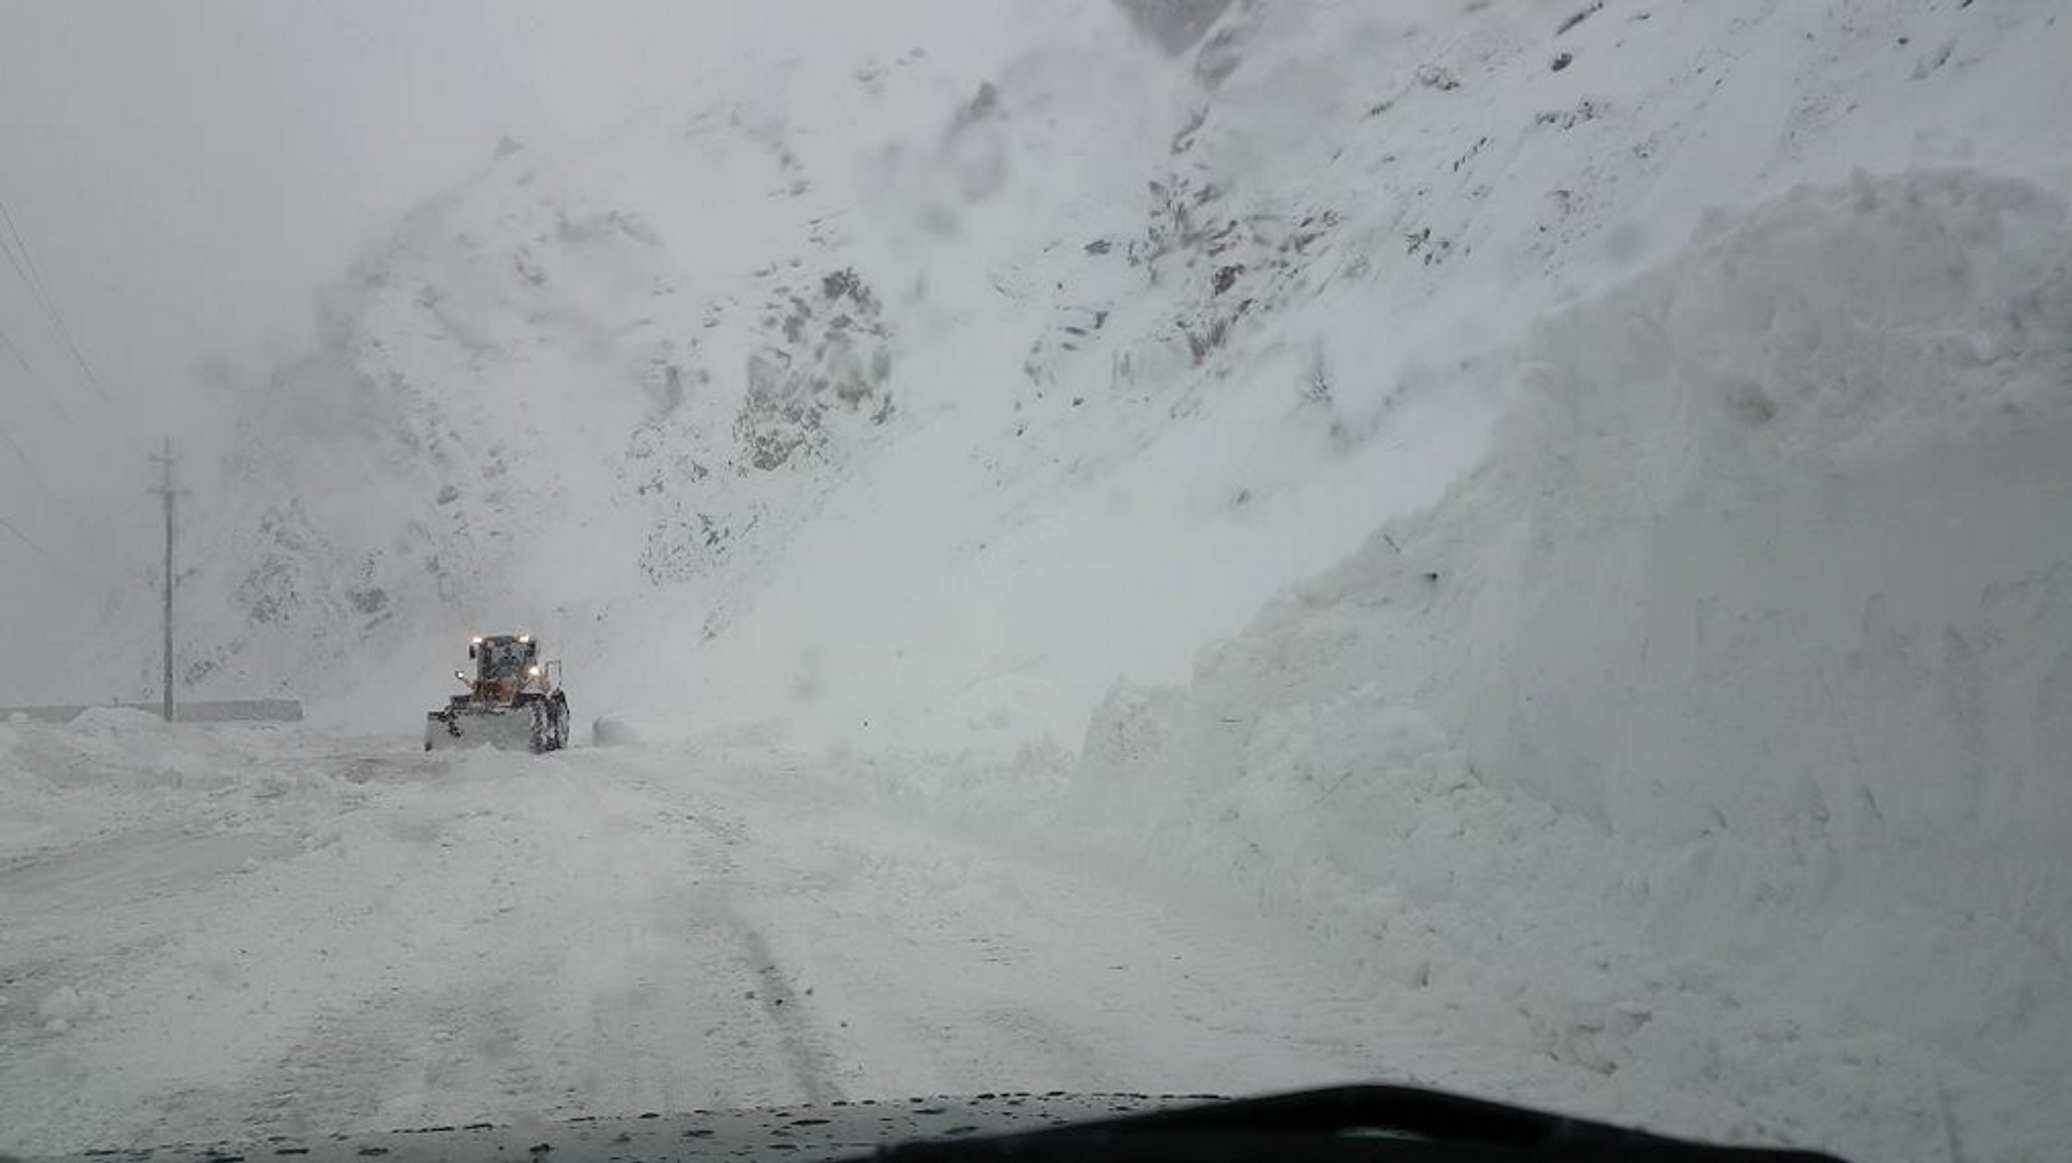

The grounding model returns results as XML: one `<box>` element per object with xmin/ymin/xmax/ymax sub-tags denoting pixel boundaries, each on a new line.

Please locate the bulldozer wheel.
<box><xmin>549</xmin><ymin>691</ymin><xmax>571</xmax><ymax>750</ymax></box>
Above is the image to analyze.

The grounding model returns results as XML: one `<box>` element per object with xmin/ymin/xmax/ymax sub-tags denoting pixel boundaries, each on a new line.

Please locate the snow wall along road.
<box><xmin>1069</xmin><ymin>171</ymin><xmax>2072</xmax><ymax>1140</ymax></box>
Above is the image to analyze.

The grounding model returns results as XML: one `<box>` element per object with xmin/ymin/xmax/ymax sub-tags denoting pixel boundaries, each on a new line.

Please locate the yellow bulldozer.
<box><xmin>425</xmin><ymin>633</ymin><xmax>571</xmax><ymax>753</ymax></box>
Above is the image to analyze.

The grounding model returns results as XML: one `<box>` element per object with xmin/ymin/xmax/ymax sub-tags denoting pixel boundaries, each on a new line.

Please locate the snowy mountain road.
<box><xmin>0</xmin><ymin>727</ymin><xmax>1423</xmax><ymax>1155</ymax></box>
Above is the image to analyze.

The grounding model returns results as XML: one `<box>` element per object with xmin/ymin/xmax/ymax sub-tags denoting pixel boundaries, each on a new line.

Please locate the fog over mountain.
<box><xmin>1</xmin><ymin>0</ymin><xmax>903</xmax><ymax>693</ymax></box>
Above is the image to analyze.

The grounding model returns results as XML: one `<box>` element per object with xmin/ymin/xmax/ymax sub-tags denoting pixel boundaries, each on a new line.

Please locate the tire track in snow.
<box><xmin>739</xmin><ymin>927</ymin><xmax>845</xmax><ymax>1106</ymax></box>
<box><xmin>618</xmin><ymin>747</ymin><xmax>1446</xmax><ymax>1103</ymax></box>
<box><xmin>597</xmin><ymin>754</ymin><xmax>848</xmax><ymax>1106</ymax></box>
<box><xmin>5</xmin><ymin>736</ymin><xmax>1444</xmax><ymax>1153</ymax></box>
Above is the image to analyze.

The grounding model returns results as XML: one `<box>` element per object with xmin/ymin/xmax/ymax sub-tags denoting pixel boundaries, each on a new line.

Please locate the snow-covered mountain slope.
<box><xmin>137</xmin><ymin>0</ymin><xmax>2067</xmax><ymax>752</ymax></box>
<box><xmin>803</xmin><ymin>160</ymin><xmax>2071</xmax><ymax>1162</ymax></box>
<box><xmin>1047</xmin><ymin>168</ymin><xmax>2072</xmax><ymax>1158</ymax></box>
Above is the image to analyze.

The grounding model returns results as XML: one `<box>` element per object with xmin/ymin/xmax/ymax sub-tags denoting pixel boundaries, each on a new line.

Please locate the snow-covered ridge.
<box><xmin>127</xmin><ymin>0</ymin><xmax>2067</xmax><ymax>750</ymax></box>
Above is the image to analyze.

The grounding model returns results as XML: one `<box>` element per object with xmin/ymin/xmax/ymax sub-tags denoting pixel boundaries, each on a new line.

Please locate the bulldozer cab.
<box><xmin>472</xmin><ymin>634</ymin><xmax>532</xmax><ymax>679</ymax></box>
<box><xmin>465</xmin><ymin>635</ymin><xmax>554</xmax><ymax>705</ymax></box>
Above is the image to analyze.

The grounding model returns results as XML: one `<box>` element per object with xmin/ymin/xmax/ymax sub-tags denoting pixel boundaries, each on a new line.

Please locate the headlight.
<box><xmin>528</xmin><ymin>665</ymin><xmax>542</xmax><ymax>677</ymax></box>
<box><xmin>518</xmin><ymin>634</ymin><xmax>531</xmax><ymax>644</ymax></box>
<box><xmin>470</xmin><ymin>635</ymin><xmax>484</xmax><ymax>645</ymax></box>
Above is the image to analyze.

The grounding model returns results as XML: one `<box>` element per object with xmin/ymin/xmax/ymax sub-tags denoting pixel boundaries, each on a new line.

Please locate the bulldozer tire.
<box><xmin>549</xmin><ymin>691</ymin><xmax>571</xmax><ymax>751</ymax></box>
<box><xmin>523</xmin><ymin>695</ymin><xmax>566</xmax><ymax>754</ymax></box>
<box><xmin>528</xmin><ymin>703</ymin><xmax>551</xmax><ymax>754</ymax></box>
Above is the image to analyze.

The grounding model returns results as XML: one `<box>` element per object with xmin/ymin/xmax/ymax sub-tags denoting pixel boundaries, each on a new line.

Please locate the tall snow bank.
<box><xmin>1439</xmin><ymin>172</ymin><xmax>2072</xmax><ymax>850</ymax></box>
<box><xmin>1071</xmin><ymin>171</ymin><xmax>2072</xmax><ymax>1158</ymax></box>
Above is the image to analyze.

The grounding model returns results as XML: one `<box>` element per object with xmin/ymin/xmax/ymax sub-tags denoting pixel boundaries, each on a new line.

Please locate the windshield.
<box><xmin>2</xmin><ymin>4</ymin><xmax>2067</xmax><ymax>1163</ymax></box>
<box><xmin>480</xmin><ymin>640</ymin><xmax>528</xmax><ymax>681</ymax></box>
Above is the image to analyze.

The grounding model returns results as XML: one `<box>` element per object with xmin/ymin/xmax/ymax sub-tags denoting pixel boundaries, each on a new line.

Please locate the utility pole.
<box><xmin>147</xmin><ymin>439</ymin><xmax>184</xmax><ymax>722</ymax></box>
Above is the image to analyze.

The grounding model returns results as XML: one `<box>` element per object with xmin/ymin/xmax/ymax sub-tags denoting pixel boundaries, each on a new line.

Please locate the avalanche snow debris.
<box><xmin>1047</xmin><ymin>168</ymin><xmax>2072</xmax><ymax>1163</ymax></box>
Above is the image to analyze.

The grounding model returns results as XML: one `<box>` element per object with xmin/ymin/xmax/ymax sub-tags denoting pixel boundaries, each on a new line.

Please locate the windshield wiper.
<box><xmin>859</xmin><ymin>1085</ymin><xmax>1848</xmax><ymax>1162</ymax></box>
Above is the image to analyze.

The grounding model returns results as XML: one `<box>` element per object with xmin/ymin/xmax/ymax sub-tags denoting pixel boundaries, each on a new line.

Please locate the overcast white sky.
<box><xmin>0</xmin><ymin>1</ymin><xmax>821</xmax><ymax>670</ymax></box>
<box><xmin>1</xmin><ymin>1</ymin><xmax>738</xmax><ymax>428</ymax></box>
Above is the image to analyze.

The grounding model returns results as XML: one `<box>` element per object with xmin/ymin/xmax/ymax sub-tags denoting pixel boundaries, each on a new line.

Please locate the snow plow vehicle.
<box><xmin>425</xmin><ymin>633</ymin><xmax>571</xmax><ymax>753</ymax></box>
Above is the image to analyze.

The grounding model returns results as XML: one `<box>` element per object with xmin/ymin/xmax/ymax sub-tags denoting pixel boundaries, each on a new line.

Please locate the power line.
<box><xmin>0</xmin><ymin>309</ymin><xmax>112</xmax><ymax>531</ymax></box>
<box><xmin>0</xmin><ymin>499</ymin><xmax>107</xmax><ymax>619</ymax></box>
<box><xmin>0</xmin><ymin>413</ymin><xmax>98</xmax><ymax>537</ymax></box>
<box><xmin>0</xmin><ymin>195</ymin><xmax>53</xmax><ymax>310</ymax></box>
<box><xmin>0</xmin><ymin>191</ymin><xmax>118</xmax><ymax>408</ymax></box>
<box><xmin>0</xmin><ymin>313</ymin><xmax>76</xmax><ymax>423</ymax></box>
<box><xmin>0</xmin><ymin>507</ymin><xmax>73</xmax><ymax>583</ymax></box>
<box><xmin>0</xmin><ymin>420</ymin><xmax>56</xmax><ymax>496</ymax></box>
<box><xmin>0</xmin><ymin>215</ymin><xmax>23</xmax><ymax>273</ymax></box>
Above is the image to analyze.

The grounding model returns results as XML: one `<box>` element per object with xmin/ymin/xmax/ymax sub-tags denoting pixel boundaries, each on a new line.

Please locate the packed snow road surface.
<box><xmin>0</xmin><ymin>714</ymin><xmax>1432</xmax><ymax>1154</ymax></box>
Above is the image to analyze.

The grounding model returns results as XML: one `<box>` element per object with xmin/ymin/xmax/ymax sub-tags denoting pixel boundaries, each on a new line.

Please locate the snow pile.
<box><xmin>1057</xmin><ymin>170</ymin><xmax>2072</xmax><ymax>1159</ymax></box>
<box><xmin>35</xmin><ymin>984</ymin><xmax>110</xmax><ymax>1034</ymax></box>
<box><xmin>11</xmin><ymin>707</ymin><xmax>293</xmax><ymax>791</ymax></box>
<box><xmin>0</xmin><ymin>713</ymin><xmax>378</xmax><ymax>865</ymax></box>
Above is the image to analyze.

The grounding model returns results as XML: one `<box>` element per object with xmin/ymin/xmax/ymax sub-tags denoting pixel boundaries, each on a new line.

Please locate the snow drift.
<box><xmin>1064</xmin><ymin>169</ymin><xmax>2072</xmax><ymax>1158</ymax></box>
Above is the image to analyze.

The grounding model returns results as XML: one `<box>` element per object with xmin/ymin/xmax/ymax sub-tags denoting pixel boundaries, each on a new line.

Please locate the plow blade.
<box><xmin>425</xmin><ymin>706</ymin><xmax>546</xmax><ymax>753</ymax></box>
